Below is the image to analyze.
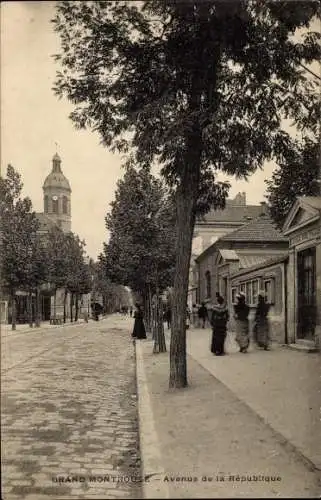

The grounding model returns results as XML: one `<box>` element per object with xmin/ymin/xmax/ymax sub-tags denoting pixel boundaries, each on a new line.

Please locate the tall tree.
<box><xmin>64</xmin><ymin>233</ymin><xmax>91</xmax><ymax>321</ymax></box>
<box><xmin>102</xmin><ymin>167</ymin><xmax>176</xmax><ymax>298</ymax></box>
<box><xmin>53</xmin><ymin>1</ymin><xmax>320</xmax><ymax>387</ymax></box>
<box><xmin>0</xmin><ymin>165</ymin><xmax>39</xmax><ymax>329</ymax></box>
<box><xmin>266</xmin><ymin>137</ymin><xmax>319</xmax><ymax>228</ymax></box>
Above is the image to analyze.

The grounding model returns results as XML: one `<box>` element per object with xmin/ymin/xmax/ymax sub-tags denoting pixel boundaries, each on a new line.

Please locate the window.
<box><xmin>52</xmin><ymin>198</ymin><xmax>58</xmax><ymax>214</ymax></box>
<box><xmin>62</xmin><ymin>196</ymin><xmax>68</xmax><ymax>214</ymax></box>
<box><xmin>264</xmin><ymin>279</ymin><xmax>275</xmax><ymax>304</ymax></box>
<box><xmin>205</xmin><ymin>271</ymin><xmax>211</xmax><ymax>299</ymax></box>
<box><xmin>252</xmin><ymin>279</ymin><xmax>259</xmax><ymax>305</ymax></box>
<box><xmin>44</xmin><ymin>195</ymin><xmax>49</xmax><ymax>213</ymax></box>
<box><xmin>231</xmin><ymin>287</ymin><xmax>237</xmax><ymax>305</ymax></box>
<box><xmin>240</xmin><ymin>279</ymin><xmax>260</xmax><ymax>306</ymax></box>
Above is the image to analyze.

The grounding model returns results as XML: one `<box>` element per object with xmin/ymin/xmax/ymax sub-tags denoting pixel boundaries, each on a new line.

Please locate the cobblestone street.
<box><xmin>1</xmin><ymin>316</ymin><xmax>141</xmax><ymax>500</ymax></box>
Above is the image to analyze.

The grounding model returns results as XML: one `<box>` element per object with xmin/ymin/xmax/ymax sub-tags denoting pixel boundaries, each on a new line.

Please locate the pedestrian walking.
<box><xmin>253</xmin><ymin>293</ymin><xmax>270</xmax><ymax>350</ymax></box>
<box><xmin>164</xmin><ymin>306</ymin><xmax>172</xmax><ymax>329</ymax></box>
<box><xmin>132</xmin><ymin>303</ymin><xmax>147</xmax><ymax>339</ymax></box>
<box><xmin>91</xmin><ymin>302</ymin><xmax>102</xmax><ymax>321</ymax></box>
<box><xmin>129</xmin><ymin>306</ymin><xmax>133</xmax><ymax>318</ymax></box>
<box><xmin>210</xmin><ymin>295</ymin><xmax>229</xmax><ymax>355</ymax></box>
<box><xmin>192</xmin><ymin>303</ymin><xmax>198</xmax><ymax>326</ymax></box>
<box><xmin>234</xmin><ymin>293</ymin><xmax>250</xmax><ymax>353</ymax></box>
<box><xmin>198</xmin><ymin>302</ymin><xmax>208</xmax><ymax>328</ymax></box>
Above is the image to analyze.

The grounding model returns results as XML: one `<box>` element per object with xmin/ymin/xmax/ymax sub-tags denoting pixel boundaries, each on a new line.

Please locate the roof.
<box><xmin>231</xmin><ymin>253</ymin><xmax>289</xmax><ymax>279</ymax></box>
<box><xmin>35</xmin><ymin>212</ymin><xmax>58</xmax><ymax>232</ymax></box>
<box><xmin>298</xmin><ymin>196</ymin><xmax>321</xmax><ymax>211</ymax></box>
<box><xmin>43</xmin><ymin>172</ymin><xmax>71</xmax><ymax>191</ymax></box>
<box><xmin>219</xmin><ymin>249</ymin><xmax>239</xmax><ymax>261</ymax></box>
<box><xmin>221</xmin><ymin>215</ymin><xmax>288</xmax><ymax>242</ymax></box>
<box><xmin>238</xmin><ymin>255</ymin><xmax>272</xmax><ymax>268</ymax></box>
<box><xmin>198</xmin><ymin>205</ymin><xmax>264</xmax><ymax>224</ymax></box>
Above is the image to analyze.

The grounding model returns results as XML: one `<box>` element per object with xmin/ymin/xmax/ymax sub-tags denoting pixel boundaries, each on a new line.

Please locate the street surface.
<box><xmin>1</xmin><ymin>316</ymin><xmax>141</xmax><ymax>500</ymax></box>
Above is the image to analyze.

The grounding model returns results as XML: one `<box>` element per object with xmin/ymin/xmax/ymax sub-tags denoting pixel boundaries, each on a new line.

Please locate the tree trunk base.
<box><xmin>169</xmin><ymin>354</ymin><xmax>188</xmax><ymax>388</ymax></box>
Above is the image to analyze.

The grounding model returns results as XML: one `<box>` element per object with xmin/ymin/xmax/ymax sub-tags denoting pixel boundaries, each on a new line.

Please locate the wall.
<box><xmin>286</xmin><ymin>219</ymin><xmax>321</xmax><ymax>348</ymax></box>
<box><xmin>230</xmin><ymin>262</ymin><xmax>286</xmax><ymax>343</ymax></box>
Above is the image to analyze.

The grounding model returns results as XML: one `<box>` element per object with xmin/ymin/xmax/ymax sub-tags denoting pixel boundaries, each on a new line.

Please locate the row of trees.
<box><xmin>0</xmin><ymin>165</ymin><xmax>92</xmax><ymax>329</ymax></box>
<box><xmin>99</xmin><ymin>166</ymin><xmax>177</xmax><ymax>350</ymax></box>
<box><xmin>53</xmin><ymin>1</ymin><xmax>320</xmax><ymax>388</ymax></box>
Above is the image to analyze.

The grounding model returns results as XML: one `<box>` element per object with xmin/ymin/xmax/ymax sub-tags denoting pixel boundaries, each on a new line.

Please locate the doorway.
<box><xmin>297</xmin><ymin>246</ymin><xmax>316</xmax><ymax>340</ymax></box>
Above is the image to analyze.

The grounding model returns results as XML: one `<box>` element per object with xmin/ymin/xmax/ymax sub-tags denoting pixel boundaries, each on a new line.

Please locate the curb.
<box><xmin>164</xmin><ymin>331</ymin><xmax>321</xmax><ymax>478</ymax></box>
<box><xmin>0</xmin><ymin>317</ymin><xmax>111</xmax><ymax>338</ymax></box>
<box><xmin>135</xmin><ymin>339</ymin><xmax>170</xmax><ymax>499</ymax></box>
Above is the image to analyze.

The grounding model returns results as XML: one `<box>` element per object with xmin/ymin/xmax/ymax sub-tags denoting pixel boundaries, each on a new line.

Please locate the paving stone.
<box><xmin>2</xmin><ymin>317</ymin><xmax>141</xmax><ymax>500</ymax></box>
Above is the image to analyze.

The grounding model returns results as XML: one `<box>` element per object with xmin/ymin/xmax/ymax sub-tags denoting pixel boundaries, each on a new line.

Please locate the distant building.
<box><xmin>42</xmin><ymin>153</ymin><xmax>72</xmax><ymax>233</ymax></box>
<box><xmin>2</xmin><ymin>153</ymin><xmax>90</xmax><ymax>325</ymax></box>
<box><xmin>195</xmin><ymin>213</ymin><xmax>289</xmax><ymax>306</ymax></box>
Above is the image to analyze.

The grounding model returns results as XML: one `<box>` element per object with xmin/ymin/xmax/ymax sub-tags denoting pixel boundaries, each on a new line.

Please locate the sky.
<box><xmin>1</xmin><ymin>1</ymin><xmax>292</xmax><ymax>260</ymax></box>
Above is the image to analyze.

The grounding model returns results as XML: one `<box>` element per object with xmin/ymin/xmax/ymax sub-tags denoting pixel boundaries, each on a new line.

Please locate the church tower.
<box><xmin>43</xmin><ymin>153</ymin><xmax>71</xmax><ymax>233</ymax></box>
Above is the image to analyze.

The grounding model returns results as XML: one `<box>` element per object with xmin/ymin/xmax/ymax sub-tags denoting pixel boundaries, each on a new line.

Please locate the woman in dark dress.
<box><xmin>210</xmin><ymin>296</ymin><xmax>229</xmax><ymax>355</ymax></box>
<box><xmin>234</xmin><ymin>293</ymin><xmax>250</xmax><ymax>353</ymax></box>
<box><xmin>253</xmin><ymin>293</ymin><xmax>270</xmax><ymax>350</ymax></box>
<box><xmin>132</xmin><ymin>304</ymin><xmax>147</xmax><ymax>339</ymax></box>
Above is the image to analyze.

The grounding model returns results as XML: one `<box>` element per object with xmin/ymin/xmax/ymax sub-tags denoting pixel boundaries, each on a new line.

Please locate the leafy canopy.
<box><xmin>101</xmin><ymin>166</ymin><xmax>176</xmax><ymax>293</ymax></box>
<box><xmin>0</xmin><ymin>165</ymin><xmax>40</xmax><ymax>292</ymax></box>
<box><xmin>53</xmin><ymin>0</ymin><xmax>320</xmax><ymax>201</ymax></box>
<box><xmin>265</xmin><ymin>137</ymin><xmax>319</xmax><ymax>228</ymax></box>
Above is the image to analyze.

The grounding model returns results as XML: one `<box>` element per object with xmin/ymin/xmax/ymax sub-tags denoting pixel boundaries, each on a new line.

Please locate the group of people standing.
<box><xmin>210</xmin><ymin>292</ymin><xmax>270</xmax><ymax>356</ymax></box>
<box><xmin>130</xmin><ymin>293</ymin><xmax>271</xmax><ymax>355</ymax></box>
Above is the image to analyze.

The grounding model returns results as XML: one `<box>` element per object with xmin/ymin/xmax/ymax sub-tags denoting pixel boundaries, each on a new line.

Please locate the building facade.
<box><xmin>229</xmin><ymin>255</ymin><xmax>288</xmax><ymax>343</ymax></box>
<box><xmin>195</xmin><ymin>215</ymin><xmax>289</xmax><ymax>307</ymax></box>
<box><xmin>283</xmin><ymin>196</ymin><xmax>321</xmax><ymax>350</ymax></box>
<box><xmin>188</xmin><ymin>193</ymin><xmax>266</xmax><ymax>307</ymax></box>
<box><xmin>43</xmin><ymin>153</ymin><xmax>71</xmax><ymax>233</ymax></box>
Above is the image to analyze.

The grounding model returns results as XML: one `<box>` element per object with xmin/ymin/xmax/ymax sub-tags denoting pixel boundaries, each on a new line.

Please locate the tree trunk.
<box><xmin>35</xmin><ymin>287</ymin><xmax>41</xmax><ymax>327</ymax></box>
<box><xmin>28</xmin><ymin>291</ymin><xmax>33</xmax><ymax>328</ymax></box>
<box><xmin>70</xmin><ymin>293</ymin><xmax>73</xmax><ymax>322</ymax></box>
<box><xmin>153</xmin><ymin>293</ymin><xmax>166</xmax><ymax>353</ymax></box>
<box><xmin>11</xmin><ymin>292</ymin><xmax>17</xmax><ymax>331</ymax></box>
<box><xmin>63</xmin><ymin>289</ymin><xmax>68</xmax><ymax>323</ymax></box>
<box><xmin>169</xmin><ymin>148</ymin><xmax>201</xmax><ymax>388</ymax></box>
<box><xmin>75</xmin><ymin>294</ymin><xmax>79</xmax><ymax>322</ymax></box>
<box><xmin>53</xmin><ymin>289</ymin><xmax>57</xmax><ymax>320</ymax></box>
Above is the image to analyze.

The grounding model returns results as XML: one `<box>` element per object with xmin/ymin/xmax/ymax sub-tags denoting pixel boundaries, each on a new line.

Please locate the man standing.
<box><xmin>198</xmin><ymin>302</ymin><xmax>208</xmax><ymax>328</ymax></box>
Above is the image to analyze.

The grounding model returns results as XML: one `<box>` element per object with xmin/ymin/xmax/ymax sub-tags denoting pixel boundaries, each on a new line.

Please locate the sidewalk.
<box><xmin>183</xmin><ymin>327</ymin><xmax>321</xmax><ymax>470</ymax></box>
<box><xmin>1</xmin><ymin>318</ymin><xmax>92</xmax><ymax>337</ymax></box>
<box><xmin>135</xmin><ymin>328</ymin><xmax>321</xmax><ymax>498</ymax></box>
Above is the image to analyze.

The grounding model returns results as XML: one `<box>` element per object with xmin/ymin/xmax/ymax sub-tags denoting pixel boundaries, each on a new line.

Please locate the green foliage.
<box><xmin>53</xmin><ymin>1</ymin><xmax>320</xmax><ymax>189</ymax></box>
<box><xmin>101</xmin><ymin>166</ymin><xmax>176</xmax><ymax>294</ymax></box>
<box><xmin>53</xmin><ymin>1</ymin><xmax>320</xmax><ymax>386</ymax></box>
<box><xmin>265</xmin><ymin>137</ymin><xmax>319</xmax><ymax>228</ymax></box>
<box><xmin>0</xmin><ymin>165</ymin><xmax>40</xmax><ymax>293</ymax></box>
<box><xmin>46</xmin><ymin>228</ymin><xmax>92</xmax><ymax>295</ymax></box>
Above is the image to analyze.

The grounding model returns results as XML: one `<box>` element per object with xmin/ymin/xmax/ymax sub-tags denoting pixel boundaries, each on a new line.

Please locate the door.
<box><xmin>297</xmin><ymin>247</ymin><xmax>316</xmax><ymax>339</ymax></box>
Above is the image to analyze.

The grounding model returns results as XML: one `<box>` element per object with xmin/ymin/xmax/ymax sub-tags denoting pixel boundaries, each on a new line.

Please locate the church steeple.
<box><xmin>52</xmin><ymin>153</ymin><xmax>62</xmax><ymax>173</ymax></box>
<box><xmin>43</xmin><ymin>153</ymin><xmax>71</xmax><ymax>233</ymax></box>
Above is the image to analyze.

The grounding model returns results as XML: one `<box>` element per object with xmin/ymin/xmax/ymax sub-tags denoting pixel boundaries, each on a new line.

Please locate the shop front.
<box><xmin>283</xmin><ymin>197</ymin><xmax>321</xmax><ymax>350</ymax></box>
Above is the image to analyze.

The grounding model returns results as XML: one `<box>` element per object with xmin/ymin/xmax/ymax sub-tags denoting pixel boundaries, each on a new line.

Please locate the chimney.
<box><xmin>260</xmin><ymin>201</ymin><xmax>268</xmax><ymax>216</ymax></box>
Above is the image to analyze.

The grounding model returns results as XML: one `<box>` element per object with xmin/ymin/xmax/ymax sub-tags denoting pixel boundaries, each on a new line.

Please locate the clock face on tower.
<box><xmin>52</xmin><ymin>195</ymin><xmax>58</xmax><ymax>201</ymax></box>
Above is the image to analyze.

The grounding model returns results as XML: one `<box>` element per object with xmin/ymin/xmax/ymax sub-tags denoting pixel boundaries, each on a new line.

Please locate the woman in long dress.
<box><xmin>132</xmin><ymin>304</ymin><xmax>147</xmax><ymax>339</ymax></box>
<box><xmin>210</xmin><ymin>296</ymin><xmax>229</xmax><ymax>355</ymax></box>
<box><xmin>234</xmin><ymin>293</ymin><xmax>250</xmax><ymax>353</ymax></box>
<box><xmin>253</xmin><ymin>293</ymin><xmax>270</xmax><ymax>350</ymax></box>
